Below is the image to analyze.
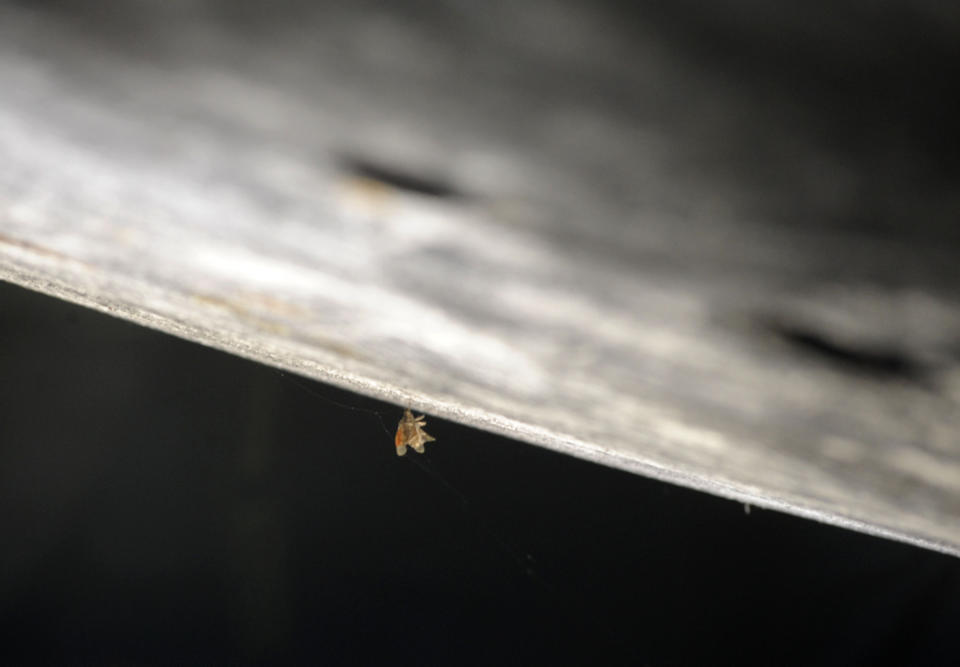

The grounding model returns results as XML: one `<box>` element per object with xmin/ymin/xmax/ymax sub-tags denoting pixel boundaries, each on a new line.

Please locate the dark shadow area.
<box><xmin>339</xmin><ymin>156</ymin><xmax>465</xmax><ymax>201</ymax></box>
<box><xmin>1</xmin><ymin>280</ymin><xmax>958</xmax><ymax>665</ymax></box>
<box><xmin>766</xmin><ymin>319</ymin><xmax>932</xmax><ymax>384</ymax></box>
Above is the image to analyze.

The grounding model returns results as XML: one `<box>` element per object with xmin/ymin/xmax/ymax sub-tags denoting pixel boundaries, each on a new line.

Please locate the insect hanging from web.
<box><xmin>394</xmin><ymin>408</ymin><xmax>436</xmax><ymax>456</ymax></box>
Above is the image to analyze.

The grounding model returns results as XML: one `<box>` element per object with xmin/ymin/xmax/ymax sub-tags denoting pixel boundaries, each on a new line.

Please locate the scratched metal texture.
<box><xmin>0</xmin><ymin>1</ymin><xmax>958</xmax><ymax>553</ymax></box>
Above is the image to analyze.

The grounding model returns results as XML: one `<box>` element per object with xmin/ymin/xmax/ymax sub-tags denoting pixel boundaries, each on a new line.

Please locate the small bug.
<box><xmin>395</xmin><ymin>408</ymin><xmax>436</xmax><ymax>456</ymax></box>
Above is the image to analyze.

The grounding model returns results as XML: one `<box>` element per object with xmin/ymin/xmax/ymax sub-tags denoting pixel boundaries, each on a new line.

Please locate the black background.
<box><xmin>1</xmin><ymin>280</ymin><xmax>958</xmax><ymax>666</ymax></box>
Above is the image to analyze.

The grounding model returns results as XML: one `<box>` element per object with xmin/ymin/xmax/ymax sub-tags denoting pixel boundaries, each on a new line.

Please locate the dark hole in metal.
<box><xmin>340</xmin><ymin>156</ymin><xmax>463</xmax><ymax>199</ymax></box>
<box><xmin>768</xmin><ymin>322</ymin><xmax>929</xmax><ymax>383</ymax></box>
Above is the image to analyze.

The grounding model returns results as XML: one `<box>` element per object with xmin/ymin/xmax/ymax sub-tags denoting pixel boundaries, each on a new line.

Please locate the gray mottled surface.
<box><xmin>1</xmin><ymin>1</ymin><xmax>959</xmax><ymax>554</ymax></box>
